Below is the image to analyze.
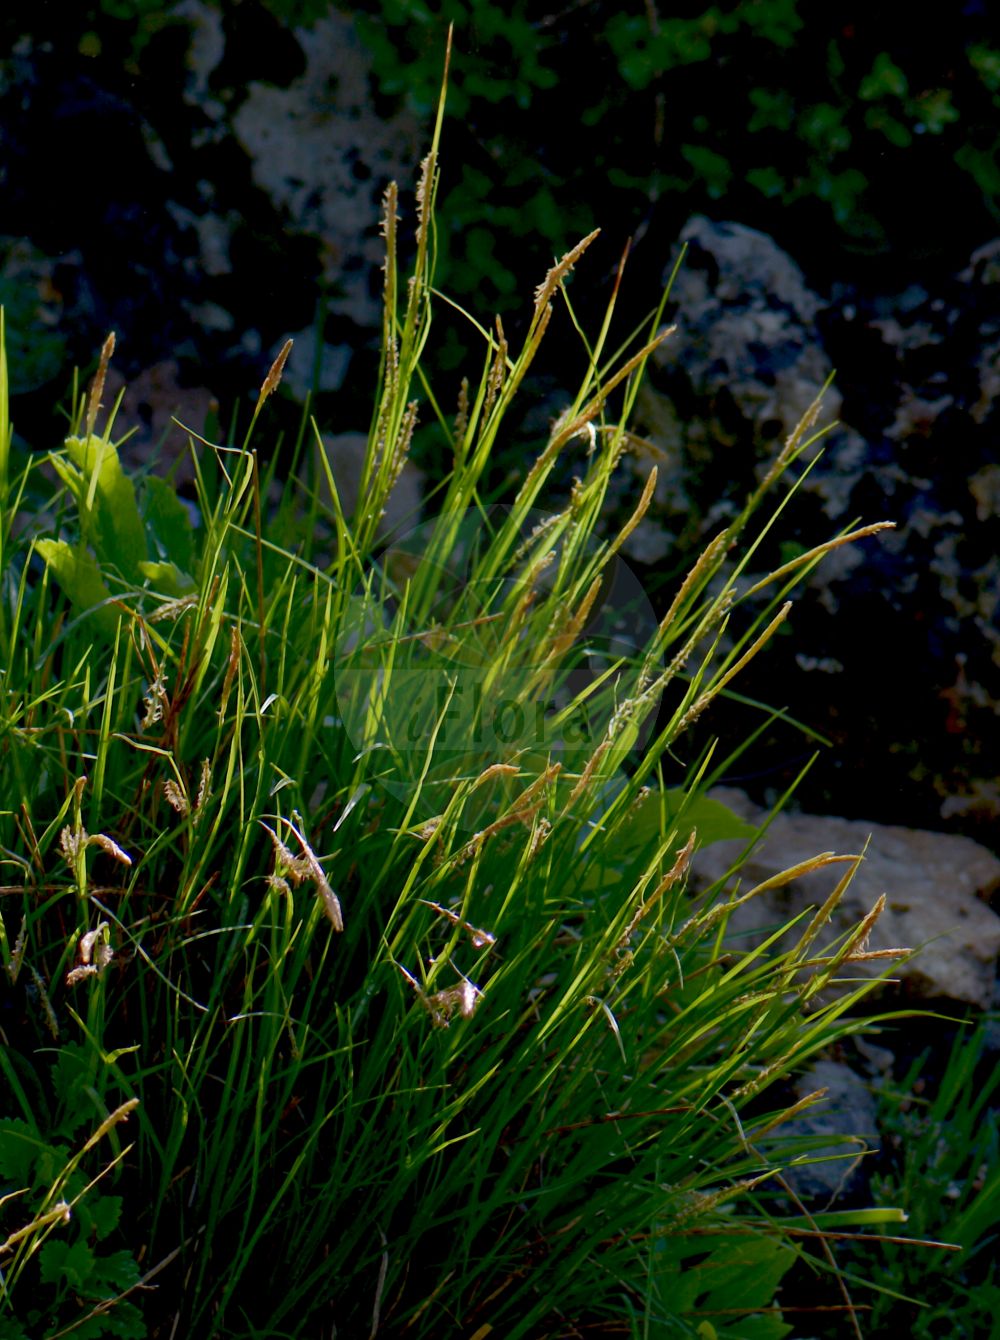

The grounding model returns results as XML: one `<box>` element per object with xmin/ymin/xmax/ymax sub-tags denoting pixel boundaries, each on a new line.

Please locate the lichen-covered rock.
<box><xmin>231</xmin><ymin>12</ymin><xmax>420</xmax><ymax>329</ymax></box>
<box><xmin>624</xmin><ymin>217</ymin><xmax>1000</xmax><ymax>841</ymax></box>
<box><xmin>639</xmin><ymin>216</ymin><xmax>839</xmax><ymax>460</ymax></box>
<box><xmin>692</xmin><ymin>787</ymin><xmax>1000</xmax><ymax>1008</ymax></box>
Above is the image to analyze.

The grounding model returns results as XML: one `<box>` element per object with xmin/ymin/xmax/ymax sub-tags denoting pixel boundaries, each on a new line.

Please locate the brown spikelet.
<box><xmin>611</xmin><ymin>831</ymin><xmax>697</xmax><ymax>976</ymax></box>
<box><xmin>564</xmin><ymin>739</ymin><xmax>612</xmax><ymax>811</ymax></box>
<box><xmin>454</xmin><ymin>376</ymin><xmax>470</xmax><ymax>445</ymax></box>
<box><xmin>744</xmin><ymin>522</ymin><xmax>897</xmax><ymax>599</ymax></box>
<box><xmin>85</xmin><ymin>332</ymin><xmax>116</xmax><ymax>438</ymax></box>
<box><xmin>419</xmin><ymin>900</ymin><xmax>497</xmax><ymax>950</ymax></box>
<box><xmin>482</xmin><ymin>316</ymin><xmax>508</xmax><ymax>424</ymax></box>
<box><xmin>7</xmin><ymin>917</ymin><xmax>26</xmax><ymax>985</ymax></box>
<box><xmin>839</xmin><ymin>893</ymin><xmax>887</xmax><ymax>962</ymax></box>
<box><xmin>658</xmin><ymin>530</ymin><xmax>729</xmax><ymax>636</ymax></box>
<box><xmin>751</xmin><ymin>1087</ymin><xmax>830</xmax><ymax>1140</ymax></box>
<box><xmin>673</xmin><ymin>601</ymin><xmax>792</xmax><ymax>736</ymax></box>
<box><xmin>471</xmin><ymin>763</ymin><xmax>522</xmax><ymax>792</ymax></box>
<box><xmin>668</xmin><ymin>851</ymin><xmax>860</xmax><ymax>948</ymax></box>
<box><xmin>195</xmin><ymin>758</ymin><xmax>212</xmax><ymax>815</ymax></box>
<box><xmin>29</xmin><ymin>965</ymin><xmax>58</xmax><ymax>1040</ymax></box>
<box><xmin>533</xmin><ymin>230</ymin><xmax>601</xmax><ymax>317</ymax></box>
<box><xmin>759</xmin><ymin>383</ymin><xmax>828</xmax><ymax>493</ymax></box>
<box><xmin>259</xmin><ymin>338</ymin><xmax>293</xmax><ymax>406</ymax></box>
<box><xmin>541</xmin><ymin>326</ymin><xmax>675</xmax><ymax>465</ymax></box>
<box><xmin>89</xmin><ymin>833</ymin><xmax>132</xmax><ymax>866</ymax></box>
<box><xmin>546</xmin><ymin>574</ymin><xmax>602</xmax><ymax>663</ymax></box>
<box><xmin>609</xmin><ymin>466</ymin><xmax>657</xmax><ymax>556</ymax></box>
<box><xmin>414</xmin><ymin>151</ymin><xmax>436</xmax><ymax>247</ymax></box>
<box><xmin>164</xmin><ymin>779</ymin><xmax>189</xmax><ymax>815</ymax></box>
<box><xmin>380</xmin><ymin>181</ymin><xmax>399</xmax><ymax>242</ymax></box>
<box><xmin>389</xmin><ymin>400</ymin><xmax>419</xmax><ymax>485</ymax></box>
<box><xmin>66</xmin><ymin>964</ymin><xmax>99</xmax><ymax>987</ymax></box>
<box><xmin>82</xmin><ymin>1099</ymin><xmax>140</xmax><ymax>1154</ymax></box>
<box><xmin>465</xmin><ymin>764</ymin><xmax>561</xmax><ymax>856</ymax></box>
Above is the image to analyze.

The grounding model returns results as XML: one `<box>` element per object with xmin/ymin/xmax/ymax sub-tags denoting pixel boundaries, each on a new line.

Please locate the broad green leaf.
<box><xmin>72</xmin><ymin>1299</ymin><xmax>146</xmax><ymax>1338</ymax></box>
<box><xmin>626</xmin><ymin>788</ymin><xmax>757</xmax><ymax>854</ymax></box>
<box><xmin>87</xmin><ymin>1195</ymin><xmax>123</xmax><ymax>1243</ymax></box>
<box><xmin>143</xmin><ymin>475</ymin><xmax>196</xmax><ymax>573</ymax></box>
<box><xmin>655</xmin><ymin>1233</ymin><xmax>795</xmax><ymax>1337</ymax></box>
<box><xmin>63</xmin><ymin>434</ymin><xmax>147</xmax><ymax>580</ymax></box>
<box><xmin>40</xmin><ymin>1238</ymin><xmax>95</xmax><ymax>1289</ymax></box>
<box><xmin>90</xmin><ymin>1247</ymin><xmax>141</xmax><ymax>1293</ymax></box>
<box><xmin>138</xmin><ymin>560</ymin><xmax>196</xmax><ymax>596</ymax></box>
<box><xmin>34</xmin><ymin>1141</ymin><xmax>73</xmax><ymax>1186</ymax></box>
<box><xmin>35</xmin><ymin>540</ymin><xmax>120</xmax><ymax>639</ymax></box>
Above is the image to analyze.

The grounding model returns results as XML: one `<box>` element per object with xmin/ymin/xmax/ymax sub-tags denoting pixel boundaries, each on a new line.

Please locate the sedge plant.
<box><xmin>0</xmin><ymin>64</ymin><xmax>921</xmax><ymax>1340</ymax></box>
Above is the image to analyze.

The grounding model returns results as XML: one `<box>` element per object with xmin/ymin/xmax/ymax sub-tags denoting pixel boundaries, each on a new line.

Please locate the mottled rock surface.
<box><xmin>693</xmin><ymin>787</ymin><xmax>1000</xmax><ymax>1008</ymax></box>
<box><xmin>782</xmin><ymin>1058</ymin><xmax>880</xmax><ymax>1204</ymax></box>
<box><xmin>625</xmin><ymin>216</ymin><xmax>1000</xmax><ymax>840</ymax></box>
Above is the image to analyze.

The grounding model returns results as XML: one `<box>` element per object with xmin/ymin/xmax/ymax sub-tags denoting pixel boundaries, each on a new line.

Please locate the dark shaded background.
<box><xmin>1</xmin><ymin>0</ymin><xmax>997</xmax><ymax>849</ymax></box>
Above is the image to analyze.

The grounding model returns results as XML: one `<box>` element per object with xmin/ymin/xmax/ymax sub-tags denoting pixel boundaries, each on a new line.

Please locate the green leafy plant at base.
<box><xmin>818</xmin><ymin>1021</ymin><xmax>1000</xmax><ymax>1339</ymax></box>
<box><xmin>0</xmin><ymin>59</ymin><xmax>936</xmax><ymax>1338</ymax></box>
<box><xmin>0</xmin><ymin>1053</ymin><xmax>144</xmax><ymax>1340</ymax></box>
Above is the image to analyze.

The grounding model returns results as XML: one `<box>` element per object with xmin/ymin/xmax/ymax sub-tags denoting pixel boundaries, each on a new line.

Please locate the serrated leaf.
<box><xmin>35</xmin><ymin>540</ymin><xmax>120</xmax><ymax>639</ymax></box>
<box><xmin>90</xmin><ymin>1248</ymin><xmax>141</xmax><ymax>1293</ymax></box>
<box><xmin>34</xmin><ymin>1142</ymin><xmax>73</xmax><ymax>1186</ymax></box>
<box><xmin>40</xmin><ymin>1238</ymin><xmax>95</xmax><ymax>1288</ymax></box>
<box><xmin>143</xmin><ymin>475</ymin><xmax>196</xmax><ymax>573</ymax></box>
<box><xmin>63</xmin><ymin>434</ymin><xmax>147</xmax><ymax>580</ymax></box>
<box><xmin>655</xmin><ymin>1233</ymin><xmax>795</xmax><ymax>1337</ymax></box>
<box><xmin>88</xmin><ymin>1195</ymin><xmax>123</xmax><ymax>1242</ymax></box>
<box><xmin>72</xmin><ymin>1300</ymin><xmax>147</xmax><ymax>1339</ymax></box>
<box><xmin>0</xmin><ymin>1316</ymin><xmax>30</xmax><ymax>1340</ymax></box>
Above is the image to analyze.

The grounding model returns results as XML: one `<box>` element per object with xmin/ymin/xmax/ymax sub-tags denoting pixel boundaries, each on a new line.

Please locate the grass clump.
<box><xmin>0</xmin><ymin>77</ymin><xmax>912</xmax><ymax>1339</ymax></box>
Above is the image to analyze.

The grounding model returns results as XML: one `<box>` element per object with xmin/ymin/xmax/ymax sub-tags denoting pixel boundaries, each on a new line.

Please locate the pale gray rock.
<box><xmin>316</xmin><ymin>431</ymin><xmax>423</xmax><ymax>536</ymax></box>
<box><xmin>105</xmin><ymin>361</ymin><xmax>218</xmax><ymax>485</ymax></box>
<box><xmin>692</xmin><ymin>787</ymin><xmax>1000</xmax><ymax>1008</ymax></box>
<box><xmin>176</xmin><ymin>0</ymin><xmax>227</xmax><ymax>118</ymax></box>
<box><xmin>277</xmin><ymin>328</ymin><xmax>352</xmax><ymax>398</ymax></box>
<box><xmin>782</xmin><ymin>1058</ymin><xmax>880</xmax><ymax>1205</ymax></box>
<box><xmin>231</xmin><ymin>13</ymin><xmax>420</xmax><ymax>328</ymax></box>
<box><xmin>639</xmin><ymin>216</ymin><xmax>842</xmax><ymax>460</ymax></box>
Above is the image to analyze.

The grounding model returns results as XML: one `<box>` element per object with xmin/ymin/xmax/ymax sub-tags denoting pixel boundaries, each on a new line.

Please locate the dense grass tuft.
<box><xmin>0</xmin><ymin>78</ymin><xmax>920</xmax><ymax>1339</ymax></box>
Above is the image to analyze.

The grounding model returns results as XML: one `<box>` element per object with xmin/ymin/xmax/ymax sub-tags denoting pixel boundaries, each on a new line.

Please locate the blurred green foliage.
<box><xmin>339</xmin><ymin>0</ymin><xmax>1000</xmax><ymax>303</ymax></box>
<box><xmin>5</xmin><ymin>0</ymin><xmax>1000</xmax><ymax>313</ymax></box>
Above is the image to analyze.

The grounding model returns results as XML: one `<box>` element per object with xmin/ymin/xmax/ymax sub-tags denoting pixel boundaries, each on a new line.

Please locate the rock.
<box><xmin>638</xmin><ymin>216</ymin><xmax>842</xmax><ymax>468</ymax></box>
<box><xmin>621</xmin><ymin>217</ymin><xmax>1000</xmax><ymax>843</ymax></box>
<box><xmin>316</xmin><ymin>431</ymin><xmax>422</xmax><ymax>536</ymax></box>
<box><xmin>782</xmin><ymin>1058</ymin><xmax>880</xmax><ymax>1205</ymax></box>
<box><xmin>275</xmin><ymin>328</ymin><xmax>352</xmax><ymax>398</ymax></box>
<box><xmin>231</xmin><ymin>12</ymin><xmax>420</xmax><ymax>329</ymax></box>
<box><xmin>692</xmin><ymin>788</ymin><xmax>1000</xmax><ymax>1008</ymax></box>
<box><xmin>105</xmin><ymin>361</ymin><xmax>219</xmax><ymax>484</ymax></box>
